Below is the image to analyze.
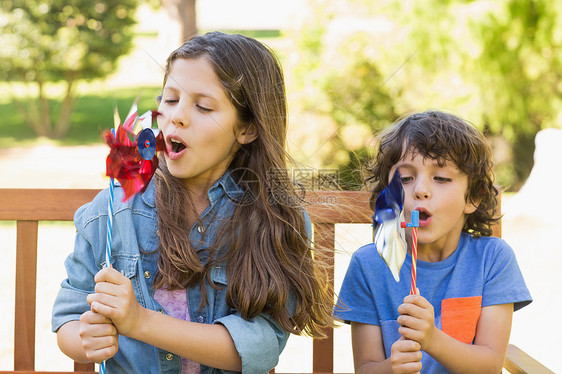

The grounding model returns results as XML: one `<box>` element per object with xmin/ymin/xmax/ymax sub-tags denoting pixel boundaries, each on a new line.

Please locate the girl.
<box><xmin>52</xmin><ymin>32</ymin><xmax>334</xmax><ymax>373</ymax></box>
<box><xmin>335</xmin><ymin>111</ymin><xmax>532</xmax><ymax>373</ymax></box>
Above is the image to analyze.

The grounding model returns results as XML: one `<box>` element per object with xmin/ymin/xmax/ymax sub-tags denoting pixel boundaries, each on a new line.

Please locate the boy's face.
<box><xmin>390</xmin><ymin>148</ymin><xmax>478</xmax><ymax>255</ymax></box>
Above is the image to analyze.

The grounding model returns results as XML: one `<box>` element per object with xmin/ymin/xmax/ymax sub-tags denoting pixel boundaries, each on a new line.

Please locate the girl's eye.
<box><xmin>196</xmin><ymin>104</ymin><xmax>212</xmax><ymax>113</ymax></box>
<box><xmin>434</xmin><ymin>176</ymin><xmax>452</xmax><ymax>183</ymax></box>
<box><xmin>163</xmin><ymin>99</ymin><xmax>178</xmax><ymax>104</ymax></box>
<box><xmin>400</xmin><ymin>176</ymin><xmax>413</xmax><ymax>183</ymax></box>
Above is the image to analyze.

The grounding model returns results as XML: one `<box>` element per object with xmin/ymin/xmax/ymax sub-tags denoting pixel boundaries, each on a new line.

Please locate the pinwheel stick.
<box><xmin>401</xmin><ymin>210</ymin><xmax>419</xmax><ymax>295</ymax></box>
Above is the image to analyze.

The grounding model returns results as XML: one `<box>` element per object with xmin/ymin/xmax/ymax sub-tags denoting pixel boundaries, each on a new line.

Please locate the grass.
<box><xmin>0</xmin><ymin>27</ymin><xmax>284</xmax><ymax>148</ymax></box>
<box><xmin>0</xmin><ymin>84</ymin><xmax>161</xmax><ymax>147</ymax></box>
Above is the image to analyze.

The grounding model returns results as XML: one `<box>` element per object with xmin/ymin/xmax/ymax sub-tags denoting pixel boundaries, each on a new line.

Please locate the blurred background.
<box><xmin>0</xmin><ymin>0</ymin><xmax>561</xmax><ymax>372</ymax></box>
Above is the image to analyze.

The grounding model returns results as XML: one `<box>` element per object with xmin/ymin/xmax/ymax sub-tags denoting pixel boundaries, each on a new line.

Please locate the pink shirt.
<box><xmin>154</xmin><ymin>288</ymin><xmax>201</xmax><ymax>374</ymax></box>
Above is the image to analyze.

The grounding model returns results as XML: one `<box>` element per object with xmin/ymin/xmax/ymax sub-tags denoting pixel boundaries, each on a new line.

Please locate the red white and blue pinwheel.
<box><xmin>103</xmin><ymin>103</ymin><xmax>165</xmax><ymax>201</ymax></box>
<box><xmin>373</xmin><ymin>170</ymin><xmax>419</xmax><ymax>294</ymax></box>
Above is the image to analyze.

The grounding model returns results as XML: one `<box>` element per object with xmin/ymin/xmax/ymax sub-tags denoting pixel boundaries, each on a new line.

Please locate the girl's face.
<box><xmin>157</xmin><ymin>57</ymin><xmax>247</xmax><ymax>191</ymax></box>
<box><xmin>391</xmin><ymin>148</ymin><xmax>478</xmax><ymax>258</ymax></box>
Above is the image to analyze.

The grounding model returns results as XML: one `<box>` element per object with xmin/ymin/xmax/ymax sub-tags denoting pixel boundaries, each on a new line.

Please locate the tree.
<box><xmin>323</xmin><ymin>56</ymin><xmax>398</xmax><ymax>190</ymax></box>
<box><xmin>472</xmin><ymin>0</ymin><xmax>562</xmax><ymax>188</ymax></box>
<box><xmin>162</xmin><ymin>0</ymin><xmax>197</xmax><ymax>43</ymax></box>
<box><xmin>291</xmin><ymin>0</ymin><xmax>562</xmax><ymax>190</ymax></box>
<box><xmin>0</xmin><ymin>0</ymin><xmax>139</xmax><ymax>139</ymax></box>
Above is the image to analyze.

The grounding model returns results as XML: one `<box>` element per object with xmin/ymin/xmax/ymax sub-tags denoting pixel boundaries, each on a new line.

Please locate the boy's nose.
<box><xmin>414</xmin><ymin>190</ymin><xmax>430</xmax><ymax>199</ymax></box>
<box><xmin>413</xmin><ymin>180</ymin><xmax>431</xmax><ymax>199</ymax></box>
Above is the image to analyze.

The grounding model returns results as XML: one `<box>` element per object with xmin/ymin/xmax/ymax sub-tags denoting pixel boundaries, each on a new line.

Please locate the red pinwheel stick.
<box><xmin>401</xmin><ymin>210</ymin><xmax>420</xmax><ymax>295</ymax></box>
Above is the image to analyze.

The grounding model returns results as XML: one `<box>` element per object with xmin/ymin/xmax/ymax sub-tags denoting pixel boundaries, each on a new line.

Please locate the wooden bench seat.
<box><xmin>0</xmin><ymin>188</ymin><xmax>554</xmax><ymax>373</ymax></box>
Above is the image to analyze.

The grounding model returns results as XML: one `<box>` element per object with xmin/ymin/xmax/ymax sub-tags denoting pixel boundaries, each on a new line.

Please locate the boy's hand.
<box><xmin>87</xmin><ymin>267</ymin><xmax>146</xmax><ymax>338</ymax></box>
<box><xmin>78</xmin><ymin>310</ymin><xmax>118</xmax><ymax>363</ymax></box>
<box><xmin>390</xmin><ymin>337</ymin><xmax>422</xmax><ymax>373</ymax></box>
<box><xmin>397</xmin><ymin>293</ymin><xmax>437</xmax><ymax>351</ymax></box>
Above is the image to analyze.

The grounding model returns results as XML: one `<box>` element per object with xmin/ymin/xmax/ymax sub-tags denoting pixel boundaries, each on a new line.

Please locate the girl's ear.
<box><xmin>237</xmin><ymin>123</ymin><xmax>258</xmax><ymax>145</ymax></box>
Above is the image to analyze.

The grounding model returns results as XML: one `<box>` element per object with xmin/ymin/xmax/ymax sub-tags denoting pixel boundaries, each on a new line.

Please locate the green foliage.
<box><xmin>471</xmin><ymin>0</ymin><xmax>562</xmax><ymax>187</ymax></box>
<box><xmin>0</xmin><ymin>85</ymin><xmax>161</xmax><ymax>147</ymax></box>
<box><xmin>323</xmin><ymin>56</ymin><xmax>397</xmax><ymax>190</ymax></box>
<box><xmin>292</xmin><ymin>0</ymin><xmax>562</xmax><ymax>191</ymax></box>
<box><xmin>0</xmin><ymin>0</ymin><xmax>140</xmax><ymax>139</ymax></box>
<box><xmin>325</xmin><ymin>59</ymin><xmax>397</xmax><ymax>133</ymax></box>
<box><xmin>0</xmin><ymin>0</ymin><xmax>138</xmax><ymax>82</ymax></box>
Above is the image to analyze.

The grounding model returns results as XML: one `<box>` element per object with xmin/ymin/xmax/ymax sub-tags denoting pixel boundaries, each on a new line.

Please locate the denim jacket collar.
<box><xmin>210</xmin><ymin>169</ymin><xmax>244</xmax><ymax>205</ymax></box>
<box><xmin>141</xmin><ymin>178</ymin><xmax>156</xmax><ymax>207</ymax></box>
<box><xmin>141</xmin><ymin>169</ymin><xmax>243</xmax><ymax>209</ymax></box>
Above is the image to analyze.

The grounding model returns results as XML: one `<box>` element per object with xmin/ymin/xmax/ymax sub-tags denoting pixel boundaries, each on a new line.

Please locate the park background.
<box><xmin>1</xmin><ymin>0</ymin><xmax>561</xmax><ymax>372</ymax></box>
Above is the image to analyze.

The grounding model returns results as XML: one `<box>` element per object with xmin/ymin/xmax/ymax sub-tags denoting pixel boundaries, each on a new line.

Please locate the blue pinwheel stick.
<box><xmin>401</xmin><ymin>210</ymin><xmax>419</xmax><ymax>295</ymax></box>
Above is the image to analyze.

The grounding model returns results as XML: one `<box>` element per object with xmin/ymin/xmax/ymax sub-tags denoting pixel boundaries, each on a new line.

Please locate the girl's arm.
<box><xmin>56</xmin><ymin>312</ymin><xmax>118</xmax><ymax>364</ymax></box>
<box><xmin>57</xmin><ymin>321</ymin><xmax>89</xmax><ymax>363</ymax></box>
<box><xmin>88</xmin><ymin>267</ymin><xmax>242</xmax><ymax>371</ymax></box>
<box><xmin>398</xmin><ymin>294</ymin><xmax>513</xmax><ymax>374</ymax></box>
<box><xmin>351</xmin><ymin>322</ymin><xmax>422</xmax><ymax>374</ymax></box>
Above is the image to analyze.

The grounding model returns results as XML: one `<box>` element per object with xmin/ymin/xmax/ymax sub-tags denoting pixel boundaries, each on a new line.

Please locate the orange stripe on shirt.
<box><xmin>441</xmin><ymin>296</ymin><xmax>482</xmax><ymax>344</ymax></box>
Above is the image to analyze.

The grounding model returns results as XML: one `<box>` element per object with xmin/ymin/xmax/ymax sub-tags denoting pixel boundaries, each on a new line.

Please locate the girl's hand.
<box><xmin>78</xmin><ymin>310</ymin><xmax>118</xmax><ymax>363</ymax></box>
<box><xmin>397</xmin><ymin>292</ymin><xmax>437</xmax><ymax>351</ymax></box>
<box><xmin>87</xmin><ymin>267</ymin><xmax>146</xmax><ymax>337</ymax></box>
<box><xmin>390</xmin><ymin>337</ymin><xmax>422</xmax><ymax>373</ymax></box>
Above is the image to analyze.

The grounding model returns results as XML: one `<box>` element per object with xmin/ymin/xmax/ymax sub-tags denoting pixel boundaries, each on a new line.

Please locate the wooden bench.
<box><xmin>0</xmin><ymin>188</ymin><xmax>554</xmax><ymax>374</ymax></box>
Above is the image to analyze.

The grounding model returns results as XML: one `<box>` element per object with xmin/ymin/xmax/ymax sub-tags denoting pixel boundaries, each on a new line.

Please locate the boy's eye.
<box><xmin>400</xmin><ymin>176</ymin><xmax>413</xmax><ymax>183</ymax></box>
<box><xmin>434</xmin><ymin>176</ymin><xmax>452</xmax><ymax>182</ymax></box>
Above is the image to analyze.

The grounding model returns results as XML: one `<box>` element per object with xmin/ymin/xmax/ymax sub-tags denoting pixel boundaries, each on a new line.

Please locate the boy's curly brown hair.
<box><xmin>365</xmin><ymin>111</ymin><xmax>500</xmax><ymax>237</ymax></box>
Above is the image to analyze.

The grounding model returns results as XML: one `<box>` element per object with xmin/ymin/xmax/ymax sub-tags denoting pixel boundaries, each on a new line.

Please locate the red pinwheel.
<box><xmin>103</xmin><ymin>109</ymin><xmax>165</xmax><ymax>201</ymax></box>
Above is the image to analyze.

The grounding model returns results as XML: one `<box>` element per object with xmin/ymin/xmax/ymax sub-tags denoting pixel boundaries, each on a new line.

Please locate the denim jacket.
<box><xmin>52</xmin><ymin>172</ymin><xmax>303</xmax><ymax>373</ymax></box>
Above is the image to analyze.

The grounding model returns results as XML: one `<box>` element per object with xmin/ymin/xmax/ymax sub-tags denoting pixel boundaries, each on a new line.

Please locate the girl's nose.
<box><xmin>170</xmin><ymin>106</ymin><xmax>189</xmax><ymax>128</ymax></box>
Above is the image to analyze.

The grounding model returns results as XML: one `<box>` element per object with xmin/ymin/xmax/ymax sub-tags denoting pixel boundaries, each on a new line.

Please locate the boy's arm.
<box><xmin>399</xmin><ymin>295</ymin><xmax>513</xmax><ymax>374</ymax></box>
<box><xmin>426</xmin><ymin>303</ymin><xmax>513</xmax><ymax>374</ymax></box>
<box><xmin>351</xmin><ymin>322</ymin><xmax>422</xmax><ymax>374</ymax></box>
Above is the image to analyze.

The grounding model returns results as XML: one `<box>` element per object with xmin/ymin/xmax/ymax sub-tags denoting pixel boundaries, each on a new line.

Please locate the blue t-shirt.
<box><xmin>335</xmin><ymin>232</ymin><xmax>532</xmax><ymax>373</ymax></box>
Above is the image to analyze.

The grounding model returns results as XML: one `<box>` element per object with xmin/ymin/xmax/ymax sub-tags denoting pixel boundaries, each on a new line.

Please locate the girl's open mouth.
<box><xmin>171</xmin><ymin>138</ymin><xmax>186</xmax><ymax>153</ymax></box>
<box><xmin>166</xmin><ymin>135</ymin><xmax>188</xmax><ymax>160</ymax></box>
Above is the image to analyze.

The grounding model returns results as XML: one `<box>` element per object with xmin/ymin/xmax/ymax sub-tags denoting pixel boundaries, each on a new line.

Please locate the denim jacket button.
<box><xmin>144</xmin><ymin>271</ymin><xmax>151</xmax><ymax>279</ymax></box>
<box><xmin>197</xmin><ymin>315</ymin><xmax>204</xmax><ymax>323</ymax></box>
<box><xmin>197</xmin><ymin>225</ymin><xmax>202</xmax><ymax>233</ymax></box>
<box><xmin>165</xmin><ymin>353</ymin><xmax>174</xmax><ymax>361</ymax></box>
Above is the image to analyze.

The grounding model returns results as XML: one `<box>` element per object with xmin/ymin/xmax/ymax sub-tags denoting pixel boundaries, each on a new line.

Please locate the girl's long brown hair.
<box><xmin>153</xmin><ymin>32</ymin><xmax>334</xmax><ymax>337</ymax></box>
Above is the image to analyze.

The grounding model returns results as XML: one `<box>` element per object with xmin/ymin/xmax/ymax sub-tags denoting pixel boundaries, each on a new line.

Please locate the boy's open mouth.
<box><xmin>418</xmin><ymin>211</ymin><xmax>430</xmax><ymax>221</ymax></box>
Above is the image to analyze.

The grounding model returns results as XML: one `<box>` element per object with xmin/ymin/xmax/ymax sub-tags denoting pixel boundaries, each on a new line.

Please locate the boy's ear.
<box><xmin>464</xmin><ymin>198</ymin><xmax>481</xmax><ymax>215</ymax></box>
<box><xmin>237</xmin><ymin>123</ymin><xmax>258</xmax><ymax>145</ymax></box>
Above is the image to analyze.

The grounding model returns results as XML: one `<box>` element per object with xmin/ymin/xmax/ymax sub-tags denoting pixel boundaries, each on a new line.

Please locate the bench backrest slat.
<box><xmin>15</xmin><ymin>221</ymin><xmax>38</xmax><ymax>371</ymax></box>
<box><xmin>2</xmin><ymin>188</ymin><xmax>514</xmax><ymax>373</ymax></box>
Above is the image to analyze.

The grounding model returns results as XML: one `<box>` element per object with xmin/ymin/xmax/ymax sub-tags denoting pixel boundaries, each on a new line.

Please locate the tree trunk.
<box><xmin>512</xmin><ymin>130</ymin><xmax>537</xmax><ymax>191</ymax></box>
<box><xmin>162</xmin><ymin>0</ymin><xmax>197</xmax><ymax>43</ymax></box>
<box><xmin>54</xmin><ymin>77</ymin><xmax>77</xmax><ymax>139</ymax></box>
<box><xmin>37</xmin><ymin>80</ymin><xmax>53</xmax><ymax>137</ymax></box>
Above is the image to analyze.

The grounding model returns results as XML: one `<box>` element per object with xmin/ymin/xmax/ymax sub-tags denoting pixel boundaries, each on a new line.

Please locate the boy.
<box><xmin>335</xmin><ymin>111</ymin><xmax>532</xmax><ymax>373</ymax></box>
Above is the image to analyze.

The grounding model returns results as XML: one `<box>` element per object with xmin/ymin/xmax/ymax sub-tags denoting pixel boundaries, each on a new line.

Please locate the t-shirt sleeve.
<box><xmin>482</xmin><ymin>240</ymin><xmax>532</xmax><ymax>311</ymax></box>
<box><xmin>334</xmin><ymin>251</ymin><xmax>381</xmax><ymax>325</ymax></box>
